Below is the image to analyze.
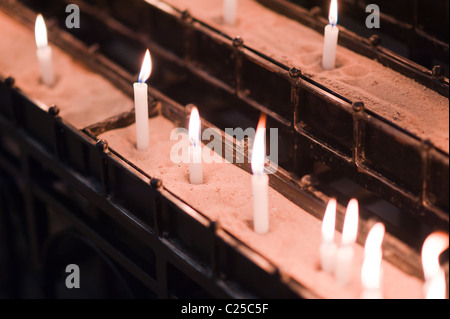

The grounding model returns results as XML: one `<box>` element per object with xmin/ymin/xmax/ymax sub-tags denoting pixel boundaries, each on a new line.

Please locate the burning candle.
<box><xmin>360</xmin><ymin>222</ymin><xmax>385</xmax><ymax>299</ymax></box>
<box><xmin>223</xmin><ymin>0</ymin><xmax>238</xmax><ymax>25</ymax></box>
<box><xmin>335</xmin><ymin>198</ymin><xmax>359</xmax><ymax>286</ymax></box>
<box><xmin>425</xmin><ymin>269</ymin><xmax>447</xmax><ymax>299</ymax></box>
<box><xmin>188</xmin><ymin>106</ymin><xmax>203</xmax><ymax>184</ymax></box>
<box><xmin>322</xmin><ymin>0</ymin><xmax>339</xmax><ymax>70</ymax></box>
<box><xmin>320</xmin><ymin>198</ymin><xmax>337</xmax><ymax>273</ymax></box>
<box><xmin>35</xmin><ymin>14</ymin><xmax>55</xmax><ymax>86</ymax></box>
<box><xmin>251</xmin><ymin>114</ymin><xmax>269</xmax><ymax>234</ymax></box>
<box><xmin>134</xmin><ymin>49</ymin><xmax>152</xmax><ymax>151</ymax></box>
<box><xmin>421</xmin><ymin>232</ymin><xmax>449</xmax><ymax>299</ymax></box>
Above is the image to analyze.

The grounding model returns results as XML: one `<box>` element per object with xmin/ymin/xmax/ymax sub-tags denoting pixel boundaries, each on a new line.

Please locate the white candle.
<box><xmin>320</xmin><ymin>198</ymin><xmax>337</xmax><ymax>273</ymax></box>
<box><xmin>189</xmin><ymin>106</ymin><xmax>203</xmax><ymax>184</ymax></box>
<box><xmin>322</xmin><ymin>0</ymin><xmax>339</xmax><ymax>70</ymax></box>
<box><xmin>421</xmin><ymin>232</ymin><xmax>449</xmax><ymax>299</ymax></box>
<box><xmin>223</xmin><ymin>0</ymin><xmax>238</xmax><ymax>25</ymax></box>
<box><xmin>425</xmin><ymin>269</ymin><xmax>447</xmax><ymax>299</ymax></box>
<box><xmin>134</xmin><ymin>49</ymin><xmax>152</xmax><ymax>151</ymax></box>
<box><xmin>251</xmin><ymin>114</ymin><xmax>269</xmax><ymax>234</ymax></box>
<box><xmin>35</xmin><ymin>14</ymin><xmax>55</xmax><ymax>86</ymax></box>
<box><xmin>360</xmin><ymin>223</ymin><xmax>385</xmax><ymax>299</ymax></box>
<box><xmin>335</xmin><ymin>198</ymin><xmax>359</xmax><ymax>286</ymax></box>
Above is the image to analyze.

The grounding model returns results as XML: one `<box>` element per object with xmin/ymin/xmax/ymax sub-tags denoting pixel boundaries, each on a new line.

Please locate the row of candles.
<box><xmin>33</xmin><ymin>1</ymin><xmax>447</xmax><ymax>299</ymax></box>
<box><xmin>321</xmin><ymin>198</ymin><xmax>449</xmax><ymax>299</ymax></box>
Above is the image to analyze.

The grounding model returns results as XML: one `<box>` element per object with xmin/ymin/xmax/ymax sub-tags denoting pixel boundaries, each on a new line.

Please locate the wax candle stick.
<box><xmin>421</xmin><ymin>232</ymin><xmax>449</xmax><ymax>299</ymax></box>
<box><xmin>322</xmin><ymin>0</ymin><xmax>339</xmax><ymax>70</ymax></box>
<box><xmin>425</xmin><ymin>269</ymin><xmax>447</xmax><ymax>299</ymax></box>
<box><xmin>335</xmin><ymin>198</ymin><xmax>359</xmax><ymax>286</ymax></box>
<box><xmin>360</xmin><ymin>223</ymin><xmax>385</xmax><ymax>299</ymax></box>
<box><xmin>320</xmin><ymin>198</ymin><xmax>337</xmax><ymax>273</ymax></box>
<box><xmin>134</xmin><ymin>49</ymin><xmax>152</xmax><ymax>151</ymax></box>
<box><xmin>35</xmin><ymin>14</ymin><xmax>55</xmax><ymax>86</ymax></box>
<box><xmin>189</xmin><ymin>106</ymin><xmax>203</xmax><ymax>184</ymax></box>
<box><xmin>251</xmin><ymin>114</ymin><xmax>269</xmax><ymax>234</ymax></box>
<box><xmin>223</xmin><ymin>0</ymin><xmax>238</xmax><ymax>25</ymax></box>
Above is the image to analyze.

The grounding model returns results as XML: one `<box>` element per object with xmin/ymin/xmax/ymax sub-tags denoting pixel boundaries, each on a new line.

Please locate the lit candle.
<box><xmin>189</xmin><ymin>106</ymin><xmax>203</xmax><ymax>184</ymax></box>
<box><xmin>425</xmin><ymin>269</ymin><xmax>447</xmax><ymax>299</ymax></box>
<box><xmin>322</xmin><ymin>0</ymin><xmax>339</xmax><ymax>70</ymax></box>
<box><xmin>223</xmin><ymin>0</ymin><xmax>238</xmax><ymax>25</ymax></box>
<box><xmin>320</xmin><ymin>198</ymin><xmax>337</xmax><ymax>273</ymax></box>
<box><xmin>360</xmin><ymin>223</ymin><xmax>385</xmax><ymax>299</ymax></box>
<box><xmin>35</xmin><ymin>14</ymin><xmax>55</xmax><ymax>86</ymax></box>
<box><xmin>335</xmin><ymin>198</ymin><xmax>359</xmax><ymax>286</ymax></box>
<box><xmin>133</xmin><ymin>49</ymin><xmax>152</xmax><ymax>151</ymax></box>
<box><xmin>251</xmin><ymin>114</ymin><xmax>269</xmax><ymax>234</ymax></box>
<box><xmin>421</xmin><ymin>232</ymin><xmax>449</xmax><ymax>299</ymax></box>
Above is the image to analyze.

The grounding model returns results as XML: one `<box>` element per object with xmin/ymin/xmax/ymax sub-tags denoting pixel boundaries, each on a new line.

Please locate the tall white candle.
<box><xmin>360</xmin><ymin>223</ymin><xmax>385</xmax><ymax>299</ymax></box>
<box><xmin>322</xmin><ymin>0</ymin><xmax>339</xmax><ymax>70</ymax></box>
<box><xmin>134</xmin><ymin>49</ymin><xmax>152</xmax><ymax>151</ymax></box>
<box><xmin>35</xmin><ymin>14</ymin><xmax>55</xmax><ymax>86</ymax></box>
<box><xmin>189</xmin><ymin>106</ymin><xmax>203</xmax><ymax>184</ymax></box>
<box><xmin>335</xmin><ymin>198</ymin><xmax>359</xmax><ymax>286</ymax></box>
<box><xmin>251</xmin><ymin>114</ymin><xmax>269</xmax><ymax>234</ymax></box>
<box><xmin>223</xmin><ymin>0</ymin><xmax>238</xmax><ymax>25</ymax></box>
<box><xmin>421</xmin><ymin>232</ymin><xmax>449</xmax><ymax>299</ymax></box>
<box><xmin>320</xmin><ymin>198</ymin><xmax>337</xmax><ymax>273</ymax></box>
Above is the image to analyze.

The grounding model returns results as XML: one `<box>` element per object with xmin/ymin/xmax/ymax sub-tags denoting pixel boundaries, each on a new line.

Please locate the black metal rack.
<box><xmin>0</xmin><ymin>0</ymin><xmax>448</xmax><ymax>298</ymax></box>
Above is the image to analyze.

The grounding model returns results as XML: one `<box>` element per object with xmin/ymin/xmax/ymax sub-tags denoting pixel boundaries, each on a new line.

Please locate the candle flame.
<box><xmin>421</xmin><ymin>232</ymin><xmax>449</xmax><ymax>281</ymax></box>
<box><xmin>361</xmin><ymin>223</ymin><xmax>385</xmax><ymax>291</ymax></box>
<box><xmin>364</xmin><ymin>223</ymin><xmax>385</xmax><ymax>258</ymax></box>
<box><xmin>322</xmin><ymin>198</ymin><xmax>337</xmax><ymax>244</ymax></box>
<box><xmin>340</xmin><ymin>199</ymin><xmax>359</xmax><ymax>246</ymax></box>
<box><xmin>138</xmin><ymin>49</ymin><xmax>152</xmax><ymax>83</ymax></box>
<box><xmin>251</xmin><ymin>114</ymin><xmax>267</xmax><ymax>175</ymax></box>
<box><xmin>189</xmin><ymin>106</ymin><xmax>201</xmax><ymax>147</ymax></box>
<box><xmin>329</xmin><ymin>0</ymin><xmax>338</xmax><ymax>26</ymax></box>
<box><xmin>35</xmin><ymin>14</ymin><xmax>48</xmax><ymax>49</ymax></box>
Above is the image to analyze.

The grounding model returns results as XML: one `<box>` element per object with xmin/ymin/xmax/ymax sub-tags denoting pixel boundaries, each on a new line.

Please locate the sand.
<box><xmin>164</xmin><ymin>0</ymin><xmax>449</xmax><ymax>154</ymax></box>
<box><xmin>99</xmin><ymin>116</ymin><xmax>424</xmax><ymax>299</ymax></box>
<box><xmin>0</xmin><ymin>10</ymin><xmax>132</xmax><ymax>129</ymax></box>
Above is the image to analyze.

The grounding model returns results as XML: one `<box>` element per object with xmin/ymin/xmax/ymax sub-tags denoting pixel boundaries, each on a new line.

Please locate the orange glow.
<box><xmin>251</xmin><ymin>114</ymin><xmax>267</xmax><ymax>175</ymax></box>
<box><xmin>329</xmin><ymin>0</ymin><xmax>338</xmax><ymax>26</ymax></box>
<box><xmin>138</xmin><ymin>49</ymin><xmax>152</xmax><ymax>83</ymax></box>
<box><xmin>340</xmin><ymin>199</ymin><xmax>358</xmax><ymax>246</ymax></box>
<box><xmin>322</xmin><ymin>198</ymin><xmax>337</xmax><ymax>244</ymax></box>
<box><xmin>35</xmin><ymin>14</ymin><xmax>48</xmax><ymax>48</ymax></box>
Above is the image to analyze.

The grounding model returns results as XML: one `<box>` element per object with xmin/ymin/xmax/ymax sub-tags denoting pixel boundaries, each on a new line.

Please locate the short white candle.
<box><xmin>134</xmin><ymin>49</ymin><xmax>152</xmax><ymax>151</ymax></box>
<box><xmin>320</xmin><ymin>198</ymin><xmax>337</xmax><ymax>273</ymax></box>
<box><xmin>425</xmin><ymin>269</ymin><xmax>447</xmax><ymax>299</ymax></box>
<box><xmin>335</xmin><ymin>198</ymin><xmax>359</xmax><ymax>286</ymax></box>
<box><xmin>322</xmin><ymin>0</ymin><xmax>339</xmax><ymax>70</ymax></box>
<box><xmin>360</xmin><ymin>223</ymin><xmax>385</xmax><ymax>299</ymax></box>
<box><xmin>35</xmin><ymin>14</ymin><xmax>55</xmax><ymax>86</ymax></box>
<box><xmin>223</xmin><ymin>0</ymin><xmax>238</xmax><ymax>25</ymax></box>
<box><xmin>189</xmin><ymin>106</ymin><xmax>203</xmax><ymax>184</ymax></box>
<box><xmin>421</xmin><ymin>232</ymin><xmax>449</xmax><ymax>299</ymax></box>
<box><xmin>251</xmin><ymin>114</ymin><xmax>269</xmax><ymax>234</ymax></box>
